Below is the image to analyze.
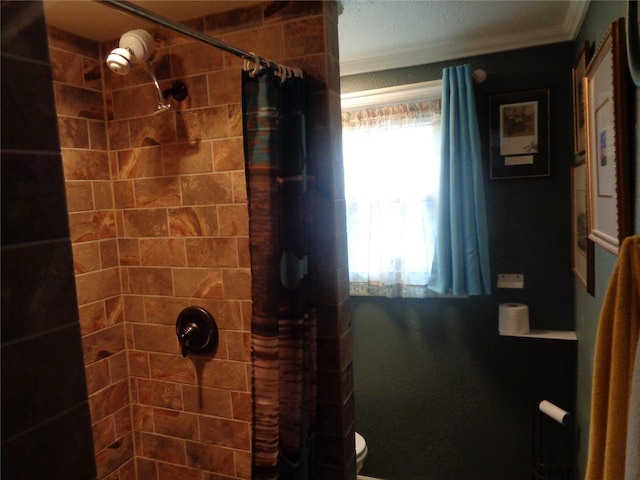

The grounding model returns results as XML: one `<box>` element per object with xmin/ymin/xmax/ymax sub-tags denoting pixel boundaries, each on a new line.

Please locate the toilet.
<box><xmin>355</xmin><ymin>431</ymin><xmax>368</xmax><ymax>473</ymax></box>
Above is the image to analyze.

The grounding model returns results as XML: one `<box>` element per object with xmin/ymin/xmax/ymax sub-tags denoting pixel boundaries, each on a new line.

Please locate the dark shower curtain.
<box><xmin>242</xmin><ymin>69</ymin><xmax>317</xmax><ymax>480</ymax></box>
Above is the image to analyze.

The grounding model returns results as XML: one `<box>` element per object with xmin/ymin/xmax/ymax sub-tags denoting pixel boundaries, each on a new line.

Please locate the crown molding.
<box><xmin>564</xmin><ymin>0</ymin><xmax>591</xmax><ymax>39</ymax></box>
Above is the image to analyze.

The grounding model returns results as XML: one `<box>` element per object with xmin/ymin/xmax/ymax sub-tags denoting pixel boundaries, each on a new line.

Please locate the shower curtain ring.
<box><xmin>250</xmin><ymin>52</ymin><xmax>262</xmax><ymax>77</ymax></box>
<box><xmin>284</xmin><ymin>66</ymin><xmax>294</xmax><ymax>85</ymax></box>
<box><xmin>277</xmin><ymin>64</ymin><xmax>289</xmax><ymax>86</ymax></box>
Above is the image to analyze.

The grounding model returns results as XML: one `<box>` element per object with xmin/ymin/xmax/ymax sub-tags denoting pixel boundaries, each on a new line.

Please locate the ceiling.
<box><xmin>43</xmin><ymin>0</ymin><xmax>591</xmax><ymax>76</ymax></box>
<box><xmin>338</xmin><ymin>0</ymin><xmax>590</xmax><ymax>75</ymax></box>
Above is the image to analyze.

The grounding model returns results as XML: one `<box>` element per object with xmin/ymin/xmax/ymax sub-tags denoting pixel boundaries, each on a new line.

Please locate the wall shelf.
<box><xmin>499</xmin><ymin>329</ymin><xmax>577</xmax><ymax>341</ymax></box>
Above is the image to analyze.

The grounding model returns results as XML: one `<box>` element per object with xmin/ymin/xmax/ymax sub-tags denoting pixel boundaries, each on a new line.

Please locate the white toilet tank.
<box><xmin>355</xmin><ymin>431</ymin><xmax>368</xmax><ymax>473</ymax></box>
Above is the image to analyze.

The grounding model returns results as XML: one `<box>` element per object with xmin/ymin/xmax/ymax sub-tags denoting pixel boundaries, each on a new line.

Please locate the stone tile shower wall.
<box><xmin>48</xmin><ymin>25</ymin><xmax>141</xmax><ymax>479</ymax></box>
<box><xmin>47</xmin><ymin>2</ymin><xmax>353</xmax><ymax>479</ymax></box>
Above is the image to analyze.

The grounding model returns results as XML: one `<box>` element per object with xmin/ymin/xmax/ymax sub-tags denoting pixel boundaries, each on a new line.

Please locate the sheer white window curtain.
<box><xmin>342</xmin><ymin>85</ymin><xmax>441</xmax><ymax>298</ymax></box>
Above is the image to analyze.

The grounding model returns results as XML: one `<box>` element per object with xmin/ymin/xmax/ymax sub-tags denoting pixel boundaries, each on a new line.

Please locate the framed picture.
<box><xmin>489</xmin><ymin>89</ymin><xmax>550</xmax><ymax>179</ymax></box>
<box><xmin>584</xmin><ymin>18</ymin><xmax>632</xmax><ymax>255</ymax></box>
<box><xmin>572</xmin><ymin>42</ymin><xmax>593</xmax><ymax>154</ymax></box>
<box><xmin>571</xmin><ymin>161</ymin><xmax>594</xmax><ymax>295</ymax></box>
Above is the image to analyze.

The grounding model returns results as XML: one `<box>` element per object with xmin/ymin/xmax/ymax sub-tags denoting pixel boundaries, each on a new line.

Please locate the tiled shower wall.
<box><xmin>48</xmin><ymin>24</ymin><xmax>136</xmax><ymax>478</ymax></box>
<box><xmin>46</xmin><ymin>2</ymin><xmax>353</xmax><ymax>479</ymax></box>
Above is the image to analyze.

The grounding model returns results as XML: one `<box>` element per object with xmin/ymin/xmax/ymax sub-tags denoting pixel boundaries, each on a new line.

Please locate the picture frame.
<box><xmin>572</xmin><ymin>42</ymin><xmax>593</xmax><ymax>154</ymax></box>
<box><xmin>584</xmin><ymin>18</ymin><xmax>632</xmax><ymax>255</ymax></box>
<box><xmin>489</xmin><ymin>89</ymin><xmax>550</xmax><ymax>179</ymax></box>
<box><xmin>571</xmin><ymin>161</ymin><xmax>594</xmax><ymax>295</ymax></box>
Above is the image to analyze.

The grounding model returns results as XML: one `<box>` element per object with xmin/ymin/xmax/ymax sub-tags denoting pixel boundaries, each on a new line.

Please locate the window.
<box><xmin>341</xmin><ymin>81</ymin><xmax>442</xmax><ymax>298</ymax></box>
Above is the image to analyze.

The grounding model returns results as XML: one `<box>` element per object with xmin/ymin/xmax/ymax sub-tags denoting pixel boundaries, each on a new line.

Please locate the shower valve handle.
<box><xmin>175</xmin><ymin>306</ymin><xmax>218</xmax><ymax>357</ymax></box>
<box><xmin>178</xmin><ymin>322</ymin><xmax>200</xmax><ymax>357</ymax></box>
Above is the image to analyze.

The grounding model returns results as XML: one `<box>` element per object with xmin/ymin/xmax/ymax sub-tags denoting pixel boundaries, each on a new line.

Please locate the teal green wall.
<box><xmin>344</xmin><ymin>2</ymin><xmax>639</xmax><ymax>479</ymax></box>
<box><xmin>346</xmin><ymin>41</ymin><xmax>578</xmax><ymax>480</ymax></box>
<box><xmin>351</xmin><ymin>296</ymin><xmax>576</xmax><ymax>479</ymax></box>
<box><xmin>572</xmin><ymin>1</ymin><xmax>640</xmax><ymax>478</ymax></box>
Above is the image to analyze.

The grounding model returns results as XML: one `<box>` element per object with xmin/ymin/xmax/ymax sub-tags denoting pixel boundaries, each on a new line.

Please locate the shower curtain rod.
<box><xmin>99</xmin><ymin>0</ymin><xmax>302</xmax><ymax>76</ymax></box>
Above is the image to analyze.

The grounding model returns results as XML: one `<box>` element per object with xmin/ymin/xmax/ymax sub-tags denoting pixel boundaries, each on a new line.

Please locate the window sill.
<box><xmin>499</xmin><ymin>329</ymin><xmax>577</xmax><ymax>341</ymax></box>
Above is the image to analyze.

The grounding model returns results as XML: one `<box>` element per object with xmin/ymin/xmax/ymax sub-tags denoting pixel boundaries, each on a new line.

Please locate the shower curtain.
<box><xmin>242</xmin><ymin>69</ymin><xmax>317</xmax><ymax>480</ymax></box>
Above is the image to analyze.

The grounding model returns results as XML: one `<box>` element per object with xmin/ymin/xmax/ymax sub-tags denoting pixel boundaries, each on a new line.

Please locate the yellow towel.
<box><xmin>585</xmin><ymin>235</ymin><xmax>640</xmax><ymax>480</ymax></box>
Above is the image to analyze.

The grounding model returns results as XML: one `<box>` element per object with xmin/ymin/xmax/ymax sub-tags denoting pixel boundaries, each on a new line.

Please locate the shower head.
<box><xmin>106</xmin><ymin>29</ymin><xmax>172</xmax><ymax>114</ymax></box>
<box><xmin>106</xmin><ymin>29</ymin><xmax>156</xmax><ymax>75</ymax></box>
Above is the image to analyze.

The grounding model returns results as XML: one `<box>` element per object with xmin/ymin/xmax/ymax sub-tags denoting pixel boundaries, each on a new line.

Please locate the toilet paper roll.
<box><xmin>539</xmin><ymin>400</ymin><xmax>570</xmax><ymax>425</ymax></box>
<box><xmin>498</xmin><ymin>303</ymin><xmax>530</xmax><ymax>334</ymax></box>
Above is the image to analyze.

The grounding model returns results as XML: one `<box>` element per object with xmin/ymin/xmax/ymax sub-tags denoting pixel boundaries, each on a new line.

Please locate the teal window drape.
<box><xmin>428</xmin><ymin>64</ymin><xmax>492</xmax><ymax>296</ymax></box>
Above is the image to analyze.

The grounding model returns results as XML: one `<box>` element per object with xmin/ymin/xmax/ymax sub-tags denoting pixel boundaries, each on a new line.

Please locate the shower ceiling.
<box><xmin>43</xmin><ymin>0</ymin><xmax>590</xmax><ymax>75</ymax></box>
<box><xmin>42</xmin><ymin>1</ymin><xmax>263</xmax><ymax>41</ymax></box>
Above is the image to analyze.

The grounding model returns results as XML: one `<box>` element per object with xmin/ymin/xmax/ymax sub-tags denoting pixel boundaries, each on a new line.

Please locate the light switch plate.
<box><xmin>497</xmin><ymin>273</ymin><xmax>524</xmax><ymax>289</ymax></box>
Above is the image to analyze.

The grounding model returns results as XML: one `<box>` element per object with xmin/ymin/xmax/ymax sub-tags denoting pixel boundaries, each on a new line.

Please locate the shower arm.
<box><xmin>98</xmin><ymin>0</ymin><xmax>291</xmax><ymax>73</ymax></box>
<box><xmin>143</xmin><ymin>62</ymin><xmax>171</xmax><ymax>114</ymax></box>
